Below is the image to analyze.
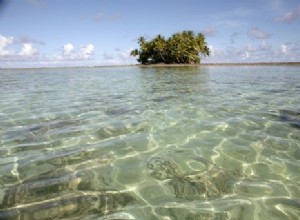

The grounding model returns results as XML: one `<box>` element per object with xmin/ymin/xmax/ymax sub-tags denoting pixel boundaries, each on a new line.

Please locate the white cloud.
<box><xmin>0</xmin><ymin>35</ymin><xmax>14</xmax><ymax>56</ymax></box>
<box><xmin>260</xmin><ymin>41</ymin><xmax>272</xmax><ymax>50</ymax></box>
<box><xmin>100</xmin><ymin>49</ymin><xmax>137</xmax><ymax>65</ymax></box>
<box><xmin>248</xmin><ymin>27</ymin><xmax>272</xmax><ymax>39</ymax></box>
<box><xmin>0</xmin><ymin>34</ymin><xmax>98</xmax><ymax>67</ymax></box>
<box><xmin>276</xmin><ymin>5</ymin><xmax>300</xmax><ymax>23</ymax></box>
<box><xmin>1</xmin><ymin>35</ymin><xmax>40</xmax><ymax>59</ymax></box>
<box><xmin>118</xmin><ymin>49</ymin><xmax>137</xmax><ymax>64</ymax></box>
<box><xmin>204</xmin><ymin>45</ymin><xmax>227</xmax><ymax>61</ymax></box>
<box><xmin>208</xmin><ymin>46</ymin><xmax>215</xmax><ymax>57</ymax></box>
<box><xmin>80</xmin><ymin>44</ymin><xmax>94</xmax><ymax>59</ymax></box>
<box><xmin>241</xmin><ymin>51</ymin><xmax>250</xmax><ymax>60</ymax></box>
<box><xmin>280</xmin><ymin>44</ymin><xmax>288</xmax><ymax>55</ymax></box>
<box><xmin>246</xmin><ymin>44</ymin><xmax>256</xmax><ymax>52</ymax></box>
<box><xmin>57</xmin><ymin>43</ymin><xmax>94</xmax><ymax>60</ymax></box>
<box><xmin>203</xmin><ymin>40</ymin><xmax>300</xmax><ymax>63</ymax></box>
<box><xmin>204</xmin><ymin>41</ymin><xmax>276</xmax><ymax>63</ymax></box>
<box><xmin>19</xmin><ymin>43</ymin><xmax>37</xmax><ymax>56</ymax></box>
<box><xmin>63</xmin><ymin>43</ymin><xmax>74</xmax><ymax>57</ymax></box>
<box><xmin>1</xmin><ymin>35</ymin><xmax>40</xmax><ymax>63</ymax></box>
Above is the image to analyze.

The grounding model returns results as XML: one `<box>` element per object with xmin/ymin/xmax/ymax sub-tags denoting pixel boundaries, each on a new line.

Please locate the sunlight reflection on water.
<box><xmin>0</xmin><ymin>66</ymin><xmax>300</xmax><ymax>219</ymax></box>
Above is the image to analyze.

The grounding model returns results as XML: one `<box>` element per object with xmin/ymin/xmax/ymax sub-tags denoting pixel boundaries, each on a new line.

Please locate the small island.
<box><xmin>130</xmin><ymin>30</ymin><xmax>210</xmax><ymax>65</ymax></box>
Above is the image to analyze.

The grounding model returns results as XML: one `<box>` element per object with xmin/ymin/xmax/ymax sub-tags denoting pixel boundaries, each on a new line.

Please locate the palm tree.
<box><xmin>130</xmin><ymin>30</ymin><xmax>210</xmax><ymax>64</ymax></box>
<box><xmin>152</xmin><ymin>34</ymin><xmax>167</xmax><ymax>63</ymax></box>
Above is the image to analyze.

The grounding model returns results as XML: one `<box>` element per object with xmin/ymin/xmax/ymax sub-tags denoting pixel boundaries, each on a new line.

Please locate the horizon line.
<box><xmin>1</xmin><ymin>61</ymin><xmax>300</xmax><ymax>70</ymax></box>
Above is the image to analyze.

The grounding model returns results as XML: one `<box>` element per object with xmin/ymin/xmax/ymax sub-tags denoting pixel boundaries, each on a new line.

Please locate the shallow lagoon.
<box><xmin>0</xmin><ymin>66</ymin><xmax>300</xmax><ymax>219</ymax></box>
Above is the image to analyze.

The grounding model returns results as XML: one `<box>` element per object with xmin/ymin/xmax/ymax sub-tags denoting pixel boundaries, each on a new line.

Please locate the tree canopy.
<box><xmin>130</xmin><ymin>31</ymin><xmax>210</xmax><ymax>65</ymax></box>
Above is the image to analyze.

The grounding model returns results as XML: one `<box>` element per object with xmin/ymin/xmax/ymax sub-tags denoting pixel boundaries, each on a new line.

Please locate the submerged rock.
<box><xmin>147</xmin><ymin>156</ymin><xmax>242</xmax><ymax>200</ymax></box>
<box><xmin>169</xmin><ymin>177</ymin><xmax>207</xmax><ymax>200</ymax></box>
<box><xmin>0</xmin><ymin>158</ymin><xmax>135</xmax><ymax>220</ymax></box>
<box><xmin>0</xmin><ymin>191</ymin><xmax>136</xmax><ymax>220</ymax></box>
<box><xmin>154</xmin><ymin>207</ymin><xmax>229</xmax><ymax>220</ymax></box>
<box><xmin>0</xmin><ymin>171</ymin><xmax>80</xmax><ymax>209</ymax></box>
<box><xmin>169</xmin><ymin>168</ymin><xmax>237</xmax><ymax>200</ymax></box>
<box><xmin>0</xmin><ymin>161</ymin><xmax>118</xmax><ymax>210</ymax></box>
<box><xmin>97</xmin><ymin>121</ymin><xmax>149</xmax><ymax>140</ymax></box>
<box><xmin>147</xmin><ymin>157</ymin><xmax>181</xmax><ymax>180</ymax></box>
<box><xmin>278</xmin><ymin>109</ymin><xmax>300</xmax><ymax>129</ymax></box>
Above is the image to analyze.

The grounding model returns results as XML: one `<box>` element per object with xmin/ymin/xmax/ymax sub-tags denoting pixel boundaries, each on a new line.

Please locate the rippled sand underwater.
<box><xmin>0</xmin><ymin>66</ymin><xmax>300</xmax><ymax>219</ymax></box>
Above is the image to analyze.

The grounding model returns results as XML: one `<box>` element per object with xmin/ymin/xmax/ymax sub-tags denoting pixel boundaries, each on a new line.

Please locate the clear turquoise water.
<box><xmin>0</xmin><ymin>66</ymin><xmax>299</xmax><ymax>220</ymax></box>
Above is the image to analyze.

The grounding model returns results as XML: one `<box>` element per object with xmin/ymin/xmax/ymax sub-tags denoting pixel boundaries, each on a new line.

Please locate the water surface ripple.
<box><xmin>0</xmin><ymin>66</ymin><xmax>300</xmax><ymax>219</ymax></box>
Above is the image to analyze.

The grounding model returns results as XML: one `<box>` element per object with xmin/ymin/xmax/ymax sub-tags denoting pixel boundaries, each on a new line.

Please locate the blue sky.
<box><xmin>1</xmin><ymin>0</ymin><xmax>300</xmax><ymax>67</ymax></box>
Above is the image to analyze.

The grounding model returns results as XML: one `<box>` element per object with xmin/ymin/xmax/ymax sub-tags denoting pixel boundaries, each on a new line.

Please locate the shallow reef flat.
<box><xmin>0</xmin><ymin>66</ymin><xmax>300</xmax><ymax>219</ymax></box>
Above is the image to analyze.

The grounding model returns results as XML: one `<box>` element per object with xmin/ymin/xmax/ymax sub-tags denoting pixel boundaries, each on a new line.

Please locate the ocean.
<box><xmin>0</xmin><ymin>65</ymin><xmax>299</xmax><ymax>219</ymax></box>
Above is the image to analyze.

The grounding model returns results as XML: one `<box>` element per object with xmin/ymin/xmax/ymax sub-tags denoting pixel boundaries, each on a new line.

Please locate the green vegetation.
<box><xmin>130</xmin><ymin>31</ymin><xmax>210</xmax><ymax>65</ymax></box>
